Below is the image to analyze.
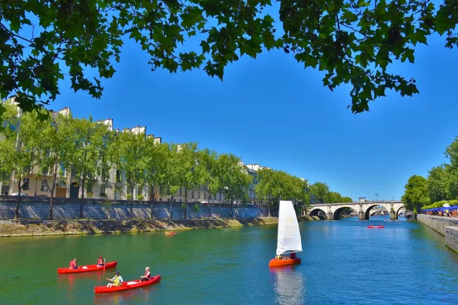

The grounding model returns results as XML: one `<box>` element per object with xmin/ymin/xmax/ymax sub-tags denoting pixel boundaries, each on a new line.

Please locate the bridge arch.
<box><xmin>364</xmin><ymin>205</ymin><xmax>379</xmax><ymax>220</ymax></box>
<box><xmin>332</xmin><ymin>207</ymin><xmax>357</xmax><ymax>220</ymax></box>
<box><xmin>309</xmin><ymin>207</ymin><xmax>327</xmax><ymax>219</ymax></box>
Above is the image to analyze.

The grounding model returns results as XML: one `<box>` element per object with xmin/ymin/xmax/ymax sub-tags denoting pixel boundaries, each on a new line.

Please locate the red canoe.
<box><xmin>57</xmin><ymin>261</ymin><xmax>117</xmax><ymax>274</ymax></box>
<box><xmin>367</xmin><ymin>225</ymin><xmax>385</xmax><ymax>229</ymax></box>
<box><xmin>268</xmin><ymin>258</ymin><xmax>301</xmax><ymax>267</ymax></box>
<box><xmin>94</xmin><ymin>275</ymin><xmax>161</xmax><ymax>294</ymax></box>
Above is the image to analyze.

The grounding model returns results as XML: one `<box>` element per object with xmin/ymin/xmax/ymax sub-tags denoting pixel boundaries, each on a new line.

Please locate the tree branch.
<box><xmin>0</xmin><ymin>23</ymin><xmax>34</xmax><ymax>44</ymax></box>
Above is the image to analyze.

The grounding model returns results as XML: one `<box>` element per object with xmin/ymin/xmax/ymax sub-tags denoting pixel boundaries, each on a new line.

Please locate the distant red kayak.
<box><xmin>57</xmin><ymin>261</ymin><xmax>117</xmax><ymax>274</ymax></box>
<box><xmin>94</xmin><ymin>275</ymin><xmax>161</xmax><ymax>294</ymax></box>
<box><xmin>367</xmin><ymin>225</ymin><xmax>385</xmax><ymax>229</ymax></box>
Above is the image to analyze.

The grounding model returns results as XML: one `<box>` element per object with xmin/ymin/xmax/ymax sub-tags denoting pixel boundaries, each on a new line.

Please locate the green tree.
<box><xmin>176</xmin><ymin>143</ymin><xmax>203</xmax><ymax>219</ymax></box>
<box><xmin>3</xmin><ymin>1</ymin><xmax>457</xmax><ymax>116</ymax></box>
<box><xmin>144</xmin><ymin>139</ymin><xmax>168</xmax><ymax>218</ymax></box>
<box><xmin>0</xmin><ymin>101</ymin><xmax>44</xmax><ymax>219</ymax></box>
<box><xmin>255</xmin><ymin>169</ymin><xmax>297</xmax><ymax>216</ymax></box>
<box><xmin>427</xmin><ymin>165</ymin><xmax>451</xmax><ymax>203</ymax></box>
<box><xmin>446</xmin><ymin>136</ymin><xmax>458</xmax><ymax>170</ymax></box>
<box><xmin>310</xmin><ymin>182</ymin><xmax>331</xmax><ymax>204</ymax></box>
<box><xmin>154</xmin><ymin>143</ymin><xmax>183</xmax><ymax>220</ymax></box>
<box><xmin>211</xmin><ymin>153</ymin><xmax>251</xmax><ymax>218</ymax></box>
<box><xmin>111</xmin><ymin>130</ymin><xmax>148</xmax><ymax>218</ymax></box>
<box><xmin>292</xmin><ymin>177</ymin><xmax>310</xmax><ymax>216</ymax></box>
<box><xmin>36</xmin><ymin>112</ymin><xmax>74</xmax><ymax>219</ymax></box>
<box><xmin>68</xmin><ymin>116</ymin><xmax>113</xmax><ymax>218</ymax></box>
<box><xmin>341</xmin><ymin>196</ymin><xmax>353</xmax><ymax>203</ymax></box>
<box><xmin>196</xmin><ymin>148</ymin><xmax>218</xmax><ymax>217</ymax></box>
<box><xmin>329</xmin><ymin>191</ymin><xmax>343</xmax><ymax>203</ymax></box>
<box><xmin>402</xmin><ymin>175</ymin><xmax>430</xmax><ymax>213</ymax></box>
<box><xmin>223</xmin><ymin>163</ymin><xmax>252</xmax><ymax>218</ymax></box>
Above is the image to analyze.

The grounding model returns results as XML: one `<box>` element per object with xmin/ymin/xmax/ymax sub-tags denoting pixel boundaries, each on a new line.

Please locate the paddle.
<box><xmin>103</xmin><ymin>259</ymin><xmax>106</xmax><ymax>274</ymax></box>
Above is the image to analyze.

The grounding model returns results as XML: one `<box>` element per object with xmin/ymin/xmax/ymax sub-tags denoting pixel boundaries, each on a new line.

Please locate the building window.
<box><xmin>214</xmin><ymin>194</ymin><xmax>216</xmax><ymax>200</ymax></box>
<box><xmin>100</xmin><ymin>185</ymin><xmax>107</xmax><ymax>196</ymax></box>
<box><xmin>204</xmin><ymin>192</ymin><xmax>207</xmax><ymax>200</ymax></box>
<box><xmin>191</xmin><ymin>191</ymin><xmax>194</xmax><ymax>199</ymax></box>
<box><xmin>116</xmin><ymin>170</ymin><xmax>121</xmax><ymax>182</ymax></box>
<box><xmin>198</xmin><ymin>192</ymin><xmax>200</xmax><ymax>199</ymax></box>
<box><xmin>22</xmin><ymin>177</ymin><xmax>30</xmax><ymax>190</ymax></box>
<box><xmin>179</xmin><ymin>187</ymin><xmax>182</xmax><ymax>197</ymax></box>
<box><xmin>41</xmin><ymin>180</ymin><xmax>48</xmax><ymax>192</ymax></box>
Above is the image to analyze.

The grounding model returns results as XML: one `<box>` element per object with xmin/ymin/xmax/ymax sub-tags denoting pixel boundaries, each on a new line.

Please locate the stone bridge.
<box><xmin>309</xmin><ymin>201</ymin><xmax>405</xmax><ymax>220</ymax></box>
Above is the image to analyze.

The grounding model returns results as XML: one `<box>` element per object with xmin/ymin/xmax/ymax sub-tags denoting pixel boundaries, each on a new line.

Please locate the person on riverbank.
<box><xmin>140</xmin><ymin>267</ymin><xmax>151</xmax><ymax>281</ymax></box>
<box><xmin>97</xmin><ymin>256</ymin><xmax>105</xmax><ymax>267</ymax></box>
<box><xmin>107</xmin><ymin>271</ymin><xmax>123</xmax><ymax>287</ymax></box>
<box><xmin>69</xmin><ymin>258</ymin><xmax>78</xmax><ymax>269</ymax></box>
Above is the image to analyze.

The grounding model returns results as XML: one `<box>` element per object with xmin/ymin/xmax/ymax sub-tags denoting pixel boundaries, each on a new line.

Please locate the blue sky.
<box><xmin>48</xmin><ymin>32</ymin><xmax>458</xmax><ymax>202</ymax></box>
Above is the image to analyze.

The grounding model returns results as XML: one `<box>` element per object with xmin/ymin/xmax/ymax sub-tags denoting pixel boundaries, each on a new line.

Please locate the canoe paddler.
<box><xmin>140</xmin><ymin>267</ymin><xmax>151</xmax><ymax>281</ymax></box>
<box><xmin>107</xmin><ymin>270</ymin><xmax>123</xmax><ymax>287</ymax></box>
<box><xmin>69</xmin><ymin>258</ymin><xmax>78</xmax><ymax>269</ymax></box>
<box><xmin>97</xmin><ymin>255</ymin><xmax>105</xmax><ymax>267</ymax></box>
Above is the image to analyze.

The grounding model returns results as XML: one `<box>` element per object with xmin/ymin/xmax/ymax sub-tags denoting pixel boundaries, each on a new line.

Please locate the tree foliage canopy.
<box><xmin>1</xmin><ymin>0</ymin><xmax>457</xmax><ymax>116</ymax></box>
<box><xmin>401</xmin><ymin>174</ymin><xmax>429</xmax><ymax>212</ymax></box>
<box><xmin>402</xmin><ymin>134</ymin><xmax>458</xmax><ymax>210</ymax></box>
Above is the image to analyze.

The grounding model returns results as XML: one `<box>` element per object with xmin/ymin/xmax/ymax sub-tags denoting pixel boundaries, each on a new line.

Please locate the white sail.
<box><xmin>276</xmin><ymin>200</ymin><xmax>302</xmax><ymax>255</ymax></box>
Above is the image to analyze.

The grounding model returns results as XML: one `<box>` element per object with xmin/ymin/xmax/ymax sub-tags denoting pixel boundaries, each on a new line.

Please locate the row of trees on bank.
<box><xmin>0</xmin><ymin>101</ymin><xmax>352</xmax><ymax>219</ymax></box>
<box><xmin>254</xmin><ymin>169</ymin><xmax>352</xmax><ymax>216</ymax></box>
<box><xmin>402</xmin><ymin>136</ymin><xmax>458</xmax><ymax>212</ymax></box>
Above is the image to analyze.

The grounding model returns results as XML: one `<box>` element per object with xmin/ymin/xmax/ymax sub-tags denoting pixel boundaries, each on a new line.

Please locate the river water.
<box><xmin>1</xmin><ymin>216</ymin><xmax>458</xmax><ymax>304</ymax></box>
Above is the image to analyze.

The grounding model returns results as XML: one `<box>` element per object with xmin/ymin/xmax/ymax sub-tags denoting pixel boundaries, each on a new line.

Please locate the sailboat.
<box><xmin>269</xmin><ymin>200</ymin><xmax>302</xmax><ymax>267</ymax></box>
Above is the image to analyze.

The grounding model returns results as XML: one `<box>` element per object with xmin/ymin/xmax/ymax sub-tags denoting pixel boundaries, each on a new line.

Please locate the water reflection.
<box><xmin>270</xmin><ymin>265</ymin><xmax>305</xmax><ymax>305</ymax></box>
<box><xmin>57</xmin><ymin>271</ymin><xmax>104</xmax><ymax>290</ymax></box>
<box><xmin>57</xmin><ymin>271</ymin><xmax>104</xmax><ymax>302</ymax></box>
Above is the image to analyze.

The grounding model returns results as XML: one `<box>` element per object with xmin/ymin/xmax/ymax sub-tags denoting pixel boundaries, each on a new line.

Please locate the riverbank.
<box><xmin>0</xmin><ymin>216</ymin><xmax>318</xmax><ymax>237</ymax></box>
<box><xmin>417</xmin><ymin>214</ymin><xmax>458</xmax><ymax>253</ymax></box>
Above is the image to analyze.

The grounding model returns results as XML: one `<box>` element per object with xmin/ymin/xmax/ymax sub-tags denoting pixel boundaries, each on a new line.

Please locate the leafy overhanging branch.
<box><xmin>1</xmin><ymin>0</ymin><xmax>456</xmax><ymax>116</ymax></box>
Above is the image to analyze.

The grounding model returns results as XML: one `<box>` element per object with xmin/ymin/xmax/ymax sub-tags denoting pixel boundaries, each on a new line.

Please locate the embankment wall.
<box><xmin>0</xmin><ymin>197</ymin><xmax>269</xmax><ymax>220</ymax></box>
<box><xmin>417</xmin><ymin>214</ymin><xmax>458</xmax><ymax>253</ymax></box>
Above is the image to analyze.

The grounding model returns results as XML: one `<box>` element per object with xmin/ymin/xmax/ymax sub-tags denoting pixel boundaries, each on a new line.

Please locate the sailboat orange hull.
<box><xmin>268</xmin><ymin>258</ymin><xmax>301</xmax><ymax>267</ymax></box>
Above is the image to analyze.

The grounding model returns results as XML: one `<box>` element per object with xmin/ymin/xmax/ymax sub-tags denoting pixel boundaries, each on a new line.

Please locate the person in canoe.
<box><xmin>140</xmin><ymin>267</ymin><xmax>151</xmax><ymax>281</ymax></box>
<box><xmin>289</xmin><ymin>252</ymin><xmax>296</xmax><ymax>259</ymax></box>
<box><xmin>69</xmin><ymin>258</ymin><xmax>78</xmax><ymax>269</ymax></box>
<box><xmin>106</xmin><ymin>270</ymin><xmax>123</xmax><ymax>287</ymax></box>
<box><xmin>97</xmin><ymin>255</ymin><xmax>105</xmax><ymax>267</ymax></box>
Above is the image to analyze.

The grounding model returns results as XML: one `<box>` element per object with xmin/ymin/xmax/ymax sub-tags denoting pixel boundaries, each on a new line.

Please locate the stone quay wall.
<box><xmin>0</xmin><ymin>197</ymin><xmax>270</xmax><ymax>220</ymax></box>
<box><xmin>445</xmin><ymin>226</ymin><xmax>458</xmax><ymax>253</ymax></box>
<box><xmin>417</xmin><ymin>214</ymin><xmax>458</xmax><ymax>253</ymax></box>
